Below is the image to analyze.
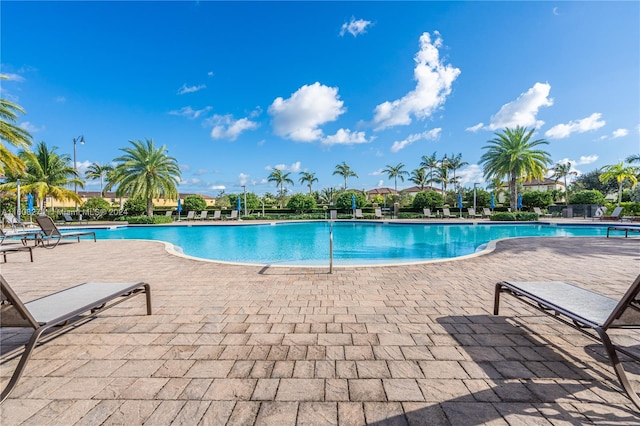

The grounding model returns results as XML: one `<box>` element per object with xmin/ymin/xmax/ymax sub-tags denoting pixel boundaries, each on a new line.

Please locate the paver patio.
<box><xmin>1</xmin><ymin>235</ymin><xmax>639</xmax><ymax>425</ymax></box>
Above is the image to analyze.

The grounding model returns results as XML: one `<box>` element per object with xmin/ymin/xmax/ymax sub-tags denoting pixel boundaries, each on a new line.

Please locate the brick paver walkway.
<box><xmin>1</xmin><ymin>235</ymin><xmax>639</xmax><ymax>425</ymax></box>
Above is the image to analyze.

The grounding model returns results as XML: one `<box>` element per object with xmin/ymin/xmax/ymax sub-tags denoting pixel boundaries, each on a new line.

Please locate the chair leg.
<box><xmin>596</xmin><ymin>328</ymin><xmax>640</xmax><ymax>411</ymax></box>
<box><xmin>0</xmin><ymin>328</ymin><xmax>45</xmax><ymax>404</ymax></box>
<box><xmin>493</xmin><ymin>283</ymin><xmax>503</xmax><ymax>315</ymax></box>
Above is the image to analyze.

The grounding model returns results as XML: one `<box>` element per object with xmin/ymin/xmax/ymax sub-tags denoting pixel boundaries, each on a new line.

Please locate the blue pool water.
<box><xmin>88</xmin><ymin>222</ymin><xmax>620</xmax><ymax>266</ymax></box>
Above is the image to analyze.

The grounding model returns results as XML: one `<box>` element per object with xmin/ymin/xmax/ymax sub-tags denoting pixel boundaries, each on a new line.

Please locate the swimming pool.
<box><xmin>90</xmin><ymin>221</ymin><xmax>625</xmax><ymax>266</ymax></box>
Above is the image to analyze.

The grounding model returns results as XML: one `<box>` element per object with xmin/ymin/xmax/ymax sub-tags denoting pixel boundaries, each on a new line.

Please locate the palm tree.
<box><xmin>333</xmin><ymin>161</ymin><xmax>358</xmax><ymax>189</ymax></box>
<box><xmin>0</xmin><ymin>141</ymin><xmax>82</xmax><ymax>211</ymax></box>
<box><xmin>550</xmin><ymin>161</ymin><xmax>577</xmax><ymax>205</ymax></box>
<box><xmin>110</xmin><ymin>138</ymin><xmax>181</xmax><ymax>216</ymax></box>
<box><xmin>409</xmin><ymin>168</ymin><xmax>428</xmax><ymax>190</ymax></box>
<box><xmin>433</xmin><ymin>160</ymin><xmax>452</xmax><ymax>193</ymax></box>
<box><xmin>0</xmin><ymin>75</ymin><xmax>33</xmax><ymax>175</ymax></box>
<box><xmin>447</xmin><ymin>153</ymin><xmax>468</xmax><ymax>192</ymax></box>
<box><xmin>419</xmin><ymin>152</ymin><xmax>439</xmax><ymax>187</ymax></box>
<box><xmin>599</xmin><ymin>162</ymin><xmax>638</xmax><ymax>206</ymax></box>
<box><xmin>267</xmin><ymin>168</ymin><xmax>293</xmax><ymax>199</ymax></box>
<box><xmin>486</xmin><ymin>176</ymin><xmax>505</xmax><ymax>199</ymax></box>
<box><xmin>382</xmin><ymin>163</ymin><xmax>409</xmax><ymax>192</ymax></box>
<box><xmin>479</xmin><ymin>126</ymin><xmax>552</xmax><ymax>211</ymax></box>
<box><xmin>627</xmin><ymin>154</ymin><xmax>640</xmax><ymax>164</ymax></box>
<box><xmin>298</xmin><ymin>171</ymin><xmax>318</xmax><ymax>195</ymax></box>
<box><xmin>85</xmin><ymin>162</ymin><xmax>114</xmax><ymax>196</ymax></box>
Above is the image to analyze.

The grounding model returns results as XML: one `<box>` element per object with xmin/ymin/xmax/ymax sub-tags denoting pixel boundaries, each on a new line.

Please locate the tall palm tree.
<box><xmin>267</xmin><ymin>168</ymin><xmax>293</xmax><ymax>199</ymax></box>
<box><xmin>479</xmin><ymin>126</ymin><xmax>552</xmax><ymax>211</ymax></box>
<box><xmin>486</xmin><ymin>176</ymin><xmax>505</xmax><ymax>198</ymax></box>
<box><xmin>447</xmin><ymin>153</ymin><xmax>468</xmax><ymax>192</ymax></box>
<box><xmin>599</xmin><ymin>162</ymin><xmax>638</xmax><ymax>206</ymax></box>
<box><xmin>627</xmin><ymin>154</ymin><xmax>640</xmax><ymax>164</ymax></box>
<box><xmin>85</xmin><ymin>162</ymin><xmax>114</xmax><ymax>196</ymax></box>
<box><xmin>0</xmin><ymin>75</ymin><xmax>33</xmax><ymax>175</ymax></box>
<box><xmin>0</xmin><ymin>141</ymin><xmax>82</xmax><ymax>210</ymax></box>
<box><xmin>110</xmin><ymin>138</ymin><xmax>181</xmax><ymax>216</ymax></box>
<box><xmin>550</xmin><ymin>161</ymin><xmax>577</xmax><ymax>205</ymax></box>
<box><xmin>433</xmin><ymin>160</ymin><xmax>452</xmax><ymax>193</ymax></box>
<box><xmin>333</xmin><ymin>161</ymin><xmax>358</xmax><ymax>189</ymax></box>
<box><xmin>409</xmin><ymin>168</ymin><xmax>428</xmax><ymax>190</ymax></box>
<box><xmin>382</xmin><ymin>163</ymin><xmax>409</xmax><ymax>192</ymax></box>
<box><xmin>419</xmin><ymin>152</ymin><xmax>439</xmax><ymax>187</ymax></box>
<box><xmin>298</xmin><ymin>171</ymin><xmax>318</xmax><ymax>195</ymax></box>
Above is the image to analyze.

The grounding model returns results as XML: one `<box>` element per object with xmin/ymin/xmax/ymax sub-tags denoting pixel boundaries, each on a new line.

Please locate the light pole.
<box><xmin>16</xmin><ymin>179</ymin><xmax>21</xmax><ymax>222</ymax></box>
<box><xmin>473</xmin><ymin>183</ymin><xmax>480</xmax><ymax>214</ymax></box>
<box><xmin>242</xmin><ymin>185</ymin><xmax>247</xmax><ymax>217</ymax></box>
<box><xmin>73</xmin><ymin>135</ymin><xmax>85</xmax><ymax>211</ymax></box>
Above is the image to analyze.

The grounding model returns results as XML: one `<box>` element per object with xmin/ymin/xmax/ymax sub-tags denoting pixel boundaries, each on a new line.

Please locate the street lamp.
<box><xmin>73</xmin><ymin>135</ymin><xmax>85</xmax><ymax>211</ymax></box>
<box><xmin>473</xmin><ymin>182</ymin><xmax>480</xmax><ymax>213</ymax></box>
<box><xmin>241</xmin><ymin>185</ymin><xmax>247</xmax><ymax>217</ymax></box>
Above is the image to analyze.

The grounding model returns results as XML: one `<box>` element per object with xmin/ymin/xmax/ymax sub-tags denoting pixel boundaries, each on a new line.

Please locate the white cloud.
<box><xmin>322</xmin><ymin>129</ymin><xmax>370</xmax><ymax>146</ymax></box>
<box><xmin>612</xmin><ymin>128</ymin><xmax>628</xmax><ymax>138</ymax></box>
<box><xmin>551</xmin><ymin>156</ymin><xmax>599</xmax><ymax>179</ymax></box>
<box><xmin>465</xmin><ymin>123</ymin><xmax>484</xmax><ymax>133</ymax></box>
<box><xmin>207</xmin><ymin>71</ymin><xmax>214</xmax><ymax>77</ymax></box>
<box><xmin>194</xmin><ymin>169</ymin><xmax>208</xmax><ymax>176</ymax></box>
<box><xmin>210</xmin><ymin>185</ymin><xmax>226</xmax><ymax>190</ymax></box>
<box><xmin>579</xmin><ymin>155</ymin><xmax>598</xmax><ymax>164</ymax></box>
<box><xmin>474</xmin><ymin>82</ymin><xmax>553</xmax><ymax>132</ymax></box>
<box><xmin>75</xmin><ymin>160</ymin><xmax>92</xmax><ymax>176</ymax></box>
<box><xmin>339</xmin><ymin>17</ymin><xmax>372</xmax><ymax>37</ymax></box>
<box><xmin>168</xmin><ymin>106</ymin><xmax>212</xmax><ymax>119</ymax></box>
<box><xmin>208</xmin><ymin>114</ymin><xmax>259</xmax><ymax>141</ymax></box>
<box><xmin>390</xmin><ymin>128</ymin><xmax>441</xmax><ymax>153</ymax></box>
<box><xmin>370</xmin><ymin>169</ymin><xmax>385</xmax><ymax>176</ymax></box>
<box><xmin>177</xmin><ymin>83</ymin><xmax>206</xmax><ymax>95</ymax></box>
<box><xmin>4</xmin><ymin>73</ymin><xmax>24</xmax><ymax>82</ymax></box>
<box><xmin>239</xmin><ymin>173</ymin><xmax>250</xmax><ymax>186</ymax></box>
<box><xmin>266</xmin><ymin>162</ymin><xmax>302</xmax><ymax>172</ymax></box>
<box><xmin>377</xmin><ymin>180</ymin><xmax>385</xmax><ymax>187</ymax></box>
<box><xmin>55</xmin><ymin>96</ymin><xmax>66</xmax><ymax>103</ymax></box>
<box><xmin>456</xmin><ymin>164</ymin><xmax>484</xmax><ymax>188</ymax></box>
<box><xmin>181</xmin><ymin>178</ymin><xmax>202</xmax><ymax>185</ymax></box>
<box><xmin>19</xmin><ymin>121</ymin><xmax>44</xmax><ymax>133</ymax></box>
<box><xmin>268</xmin><ymin>82</ymin><xmax>345</xmax><ymax>142</ymax></box>
<box><xmin>373</xmin><ymin>32</ymin><xmax>460</xmax><ymax>131</ymax></box>
<box><xmin>544</xmin><ymin>112</ymin><xmax>605</xmax><ymax>139</ymax></box>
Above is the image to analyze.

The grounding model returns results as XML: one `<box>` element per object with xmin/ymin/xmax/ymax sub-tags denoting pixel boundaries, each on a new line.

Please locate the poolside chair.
<box><xmin>62</xmin><ymin>212</ymin><xmax>88</xmax><ymax>224</ymax></box>
<box><xmin>330</xmin><ymin>210</ymin><xmax>337</xmax><ymax>220</ymax></box>
<box><xmin>423</xmin><ymin>208</ymin><xmax>435</xmax><ymax>219</ymax></box>
<box><xmin>34</xmin><ymin>215</ymin><xmax>96</xmax><ymax>249</ymax></box>
<box><xmin>603</xmin><ymin>206</ymin><xmax>624</xmax><ymax>221</ymax></box>
<box><xmin>0</xmin><ymin>227</ymin><xmax>40</xmax><ymax>246</ymax></box>
<box><xmin>2</xmin><ymin>213</ymin><xmax>34</xmax><ymax>230</ymax></box>
<box><xmin>533</xmin><ymin>207</ymin><xmax>552</xmax><ymax>218</ymax></box>
<box><xmin>212</xmin><ymin>210</ymin><xmax>222</xmax><ymax>220</ymax></box>
<box><xmin>494</xmin><ymin>273</ymin><xmax>640</xmax><ymax>410</ymax></box>
<box><xmin>0</xmin><ymin>274</ymin><xmax>151</xmax><ymax>404</ymax></box>
<box><xmin>482</xmin><ymin>208</ymin><xmax>492</xmax><ymax>217</ymax></box>
<box><xmin>196</xmin><ymin>211</ymin><xmax>208</xmax><ymax>220</ymax></box>
<box><xmin>165</xmin><ymin>210</ymin><xmax>173</xmax><ymax>220</ymax></box>
<box><xmin>0</xmin><ymin>245</ymin><xmax>33</xmax><ymax>263</ymax></box>
<box><xmin>185</xmin><ymin>211</ymin><xmax>196</xmax><ymax>221</ymax></box>
<box><xmin>228</xmin><ymin>210</ymin><xmax>238</xmax><ymax>220</ymax></box>
<box><xmin>467</xmin><ymin>208</ymin><xmax>482</xmax><ymax>218</ymax></box>
<box><xmin>441</xmin><ymin>208</ymin><xmax>454</xmax><ymax>219</ymax></box>
<box><xmin>355</xmin><ymin>209</ymin><xmax>363</xmax><ymax>219</ymax></box>
<box><xmin>374</xmin><ymin>208</ymin><xmax>383</xmax><ymax>219</ymax></box>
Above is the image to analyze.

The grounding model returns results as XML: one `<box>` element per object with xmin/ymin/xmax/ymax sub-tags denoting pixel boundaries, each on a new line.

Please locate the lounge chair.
<box><xmin>603</xmin><ymin>206</ymin><xmax>624</xmax><ymax>221</ymax></box>
<box><xmin>228</xmin><ymin>210</ymin><xmax>238</xmax><ymax>220</ymax></box>
<box><xmin>62</xmin><ymin>213</ymin><xmax>88</xmax><ymax>224</ymax></box>
<box><xmin>423</xmin><ymin>208</ymin><xmax>435</xmax><ymax>219</ymax></box>
<box><xmin>494</xmin><ymin>273</ymin><xmax>640</xmax><ymax>410</ymax></box>
<box><xmin>355</xmin><ymin>209</ymin><xmax>363</xmax><ymax>219</ymax></box>
<box><xmin>212</xmin><ymin>210</ymin><xmax>222</xmax><ymax>220</ymax></box>
<box><xmin>0</xmin><ymin>245</ymin><xmax>33</xmax><ymax>263</ymax></box>
<box><xmin>0</xmin><ymin>227</ymin><xmax>40</xmax><ymax>246</ymax></box>
<box><xmin>441</xmin><ymin>208</ymin><xmax>454</xmax><ymax>219</ymax></box>
<box><xmin>467</xmin><ymin>208</ymin><xmax>482</xmax><ymax>218</ymax></box>
<box><xmin>482</xmin><ymin>208</ymin><xmax>492</xmax><ymax>217</ymax></box>
<box><xmin>2</xmin><ymin>213</ymin><xmax>34</xmax><ymax>230</ymax></box>
<box><xmin>533</xmin><ymin>207</ymin><xmax>552</xmax><ymax>218</ymax></box>
<box><xmin>34</xmin><ymin>215</ymin><xmax>96</xmax><ymax>249</ymax></box>
<box><xmin>185</xmin><ymin>211</ymin><xmax>196</xmax><ymax>220</ymax></box>
<box><xmin>0</xmin><ymin>274</ymin><xmax>151</xmax><ymax>403</ymax></box>
<box><xmin>196</xmin><ymin>211</ymin><xmax>208</xmax><ymax>220</ymax></box>
<box><xmin>165</xmin><ymin>210</ymin><xmax>173</xmax><ymax>220</ymax></box>
<box><xmin>374</xmin><ymin>208</ymin><xmax>383</xmax><ymax>219</ymax></box>
<box><xmin>330</xmin><ymin>210</ymin><xmax>337</xmax><ymax>220</ymax></box>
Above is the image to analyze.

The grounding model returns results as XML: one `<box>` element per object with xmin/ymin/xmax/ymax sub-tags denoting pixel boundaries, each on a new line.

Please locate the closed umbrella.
<box><xmin>27</xmin><ymin>193</ymin><xmax>35</xmax><ymax>222</ymax></box>
<box><xmin>176</xmin><ymin>197</ymin><xmax>182</xmax><ymax>221</ymax></box>
<box><xmin>237</xmin><ymin>196</ymin><xmax>242</xmax><ymax>212</ymax></box>
<box><xmin>351</xmin><ymin>194</ymin><xmax>356</xmax><ymax>211</ymax></box>
<box><xmin>458</xmin><ymin>193</ymin><xmax>463</xmax><ymax>217</ymax></box>
<box><xmin>490</xmin><ymin>193</ymin><xmax>495</xmax><ymax>210</ymax></box>
<box><xmin>517</xmin><ymin>193</ymin><xmax>523</xmax><ymax>210</ymax></box>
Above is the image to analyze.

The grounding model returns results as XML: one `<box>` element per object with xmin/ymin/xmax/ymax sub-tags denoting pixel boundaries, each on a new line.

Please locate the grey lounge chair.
<box><xmin>0</xmin><ymin>274</ymin><xmax>151</xmax><ymax>403</ymax></box>
<box><xmin>185</xmin><ymin>211</ymin><xmax>196</xmax><ymax>220</ymax></box>
<box><xmin>355</xmin><ymin>209</ymin><xmax>363</xmax><ymax>219</ymax></box>
<box><xmin>423</xmin><ymin>208</ymin><xmax>435</xmax><ymax>219</ymax></box>
<box><xmin>62</xmin><ymin>213</ymin><xmax>88</xmax><ymax>224</ymax></box>
<box><xmin>533</xmin><ymin>207</ymin><xmax>552</xmax><ymax>218</ymax></box>
<box><xmin>0</xmin><ymin>245</ymin><xmax>33</xmax><ymax>263</ymax></box>
<box><xmin>0</xmin><ymin>228</ymin><xmax>40</xmax><ymax>246</ymax></box>
<box><xmin>467</xmin><ymin>208</ymin><xmax>482</xmax><ymax>218</ymax></box>
<box><xmin>228</xmin><ymin>210</ymin><xmax>238</xmax><ymax>220</ymax></box>
<box><xmin>212</xmin><ymin>210</ymin><xmax>222</xmax><ymax>220</ymax></box>
<box><xmin>494</xmin><ymin>273</ymin><xmax>640</xmax><ymax>410</ymax></box>
<box><xmin>2</xmin><ymin>213</ymin><xmax>34</xmax><ymax>230</ymax></box>
<box><xmin>441</xmin><ymin>208</ymin><xmax>454</xmax><ymax>218</ymax></box>
<box><xmin>197</xmin><ymin>211</ymin><xmax>208</xmax><ymax>220</ymax></box>
<box><xmin>34</xmin><ymin>215</ymin><xmax>96</xmax><ymax>249</ymax></box>
<box><xmin>375</xmin><ymin>208</ymin><xmax>383</xmax><ymax>219</ymax></box>
<box><xmin>482</xmin><ymin>208</ymin><xmax>492</xmax><ymax>217</ymax></box>
<box><xmin>603</xmin><ymin>206</ymin><xmax>624</xmax><ymax>221</ymax></box>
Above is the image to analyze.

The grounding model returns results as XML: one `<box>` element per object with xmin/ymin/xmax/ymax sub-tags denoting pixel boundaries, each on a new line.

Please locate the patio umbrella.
<box><xmin>177</xmin><ymin>197</ymin><xmax>182</xmax><ymax>213</ymax></box>
<box><xmin>457</xmin><ymin>193</ymin><xmax>463</xmax><ymax>217</ymax></box>
<box><xmin>351</xmin><ymin>194</ymin><xmax>356</xmax><ymax>211</ymax></box>
<box><xmin>26</xmin><ymin>194</ymin><xmax>35</xmax><ymax>223</ymax></box>
<box><xmin>490</xmin><ymin>193</ymin><xmax>495</xmax><ymax>210</ymax></box>
<box><xmin>237</xmin><ymin>196</ymin><xmax>242</xmax><ymax>212</ymax></box>
<box><xmin>517</xmin><ymin>193</ymin><xmax>523</xmax><ymax>210</ymax></box>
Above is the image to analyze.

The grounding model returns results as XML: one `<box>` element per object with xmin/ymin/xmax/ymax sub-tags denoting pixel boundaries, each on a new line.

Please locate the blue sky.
<box><xmin>2</xmin><ymin>1</ymin><xmax>639</xmax><ymax>197</ymax></box>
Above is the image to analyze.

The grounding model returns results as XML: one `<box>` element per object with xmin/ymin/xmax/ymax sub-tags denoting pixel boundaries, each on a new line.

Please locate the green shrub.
<box><xmin>286</xmin><ymin>194</ymin><xmax>317</xmax><ymax>213</ymax></box>
<box><xmin>412</xmin><ymin>191</ymin><xmax>444</xmax><ymax>209</ymax></box>
<box><xmin>490</xmin><ymin>212</ymin><xmax>516</xmax><ymax>221</ymax></box>
<box><xmin>515</xmin><ymin>212</ymin><xmax>539</xmax><ymax>221</ymax></box>
<box><xmin>81</xmin><ymin>197</ymin><xmax>112</xmax><ymax>219</ymax></box>
<box><xmin>568</xmin><ymin>189</ymin><xmax>605</xmax><ymax>205</ymax></box>
<box><xmin>123</xmin><ymin>196</ymin><xmax>148</xmax><ymax>216</ymax></box>
<box><xmin>183</xmin><ymin>194</ymin><xmax>206</xmax><ymax>212</ymax></box>
<box><xmin>521</xmin><ymin>191</ymin><xmax>553</xmax><ymax>208</ymax></box>
<box><xmin>126</xmin><ymin>215</ymin><xmax>173</xmax><ymax>224</ymax></box>
<box><xmin>335</xmin><ymin>191</ymin><xmax>367</xmax><ymax>210</ymax></box>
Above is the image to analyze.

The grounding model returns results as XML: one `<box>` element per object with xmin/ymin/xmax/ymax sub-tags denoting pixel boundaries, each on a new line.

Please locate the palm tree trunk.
<box><xmin>618</xmin><ymin>182</ymin><xmax>623</xmax><ymax>206</ymax></box>
<box><xmin>510</xmin><ymin>175</ymin><xmax>517</xmax><ymax>211</ymax></box>
<box><xmin>147</xmin><ymin>197</ymin><xmax>153</xmax><ymax>216</ymax></box>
